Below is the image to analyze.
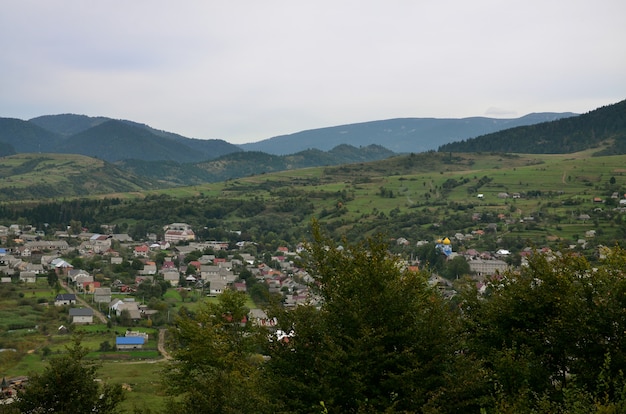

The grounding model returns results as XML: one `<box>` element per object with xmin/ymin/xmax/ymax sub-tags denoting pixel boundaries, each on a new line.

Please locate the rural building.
<box><xmin>69</xmin><ymin>308</ymin><xmax>94</xmax><ymax>324</ymax></box>
<box><xmin>54</xmin><ymin>293</ymin><xmax>77</xmax><ymax>306</ymax></box>
<box><xmin>116</xmin><ymin>336</ymin><xmax>144</xmax><ymax>350</ymax></box>
<box><xmin>468</xmin><ymin>258</ymin><xmax>509</xmax><ymax>278</ymax></box>
<box><xmin>18</xmin><ymin>271</ymin><xmax>36</xmax><ymax>283</ymax></box>
<box><xmin>93</xmin><ymin>287</ymin><xmax>111</xmax><ymax>303</ymax></box>
<box><xmin>163</xmin><ymin>223</ymin><xmax>195</xmax><ymax>243</ymax></box>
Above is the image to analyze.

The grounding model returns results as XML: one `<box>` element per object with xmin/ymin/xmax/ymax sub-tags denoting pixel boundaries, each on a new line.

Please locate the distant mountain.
<box><xmin>30</xmin><ymin>114</ymin><xmax>110</xmax><ymax>136</ymax></box>
<box><xmin>55</xmin><ymin>119</ymin><xmax>217</xmax><ymax>162</ymax></box>
<box><xmin>0</xmin><ymin>118</ymin><xmax>63</xmax><ymax>152</ymax></box>
<box><xmin>0</xmin><ymin>114</ymin><xmax>242</xmax><ymax>163</ymax></box>
<box><xmin>438</xmin><ymin>99</ymin><xmax>626</xmax><ymax>154</ymax></box>
<box><xmin>239</xmin><ymin>113</ymin><xmax>577</xmax><ymax>155</ymax></box>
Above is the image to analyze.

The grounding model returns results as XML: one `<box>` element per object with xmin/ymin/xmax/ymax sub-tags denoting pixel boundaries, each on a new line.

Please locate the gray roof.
<box><xmin>69</xmin><ymin>308</ymin><xmax>94</xmax><ymax>316</ymax></box>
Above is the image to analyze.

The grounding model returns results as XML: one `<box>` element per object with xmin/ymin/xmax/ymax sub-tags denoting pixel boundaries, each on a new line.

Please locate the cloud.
<box><xmin>1</xmin><ymin>1</ymin><xmax>625</xmax><ymax>143</ymax></box>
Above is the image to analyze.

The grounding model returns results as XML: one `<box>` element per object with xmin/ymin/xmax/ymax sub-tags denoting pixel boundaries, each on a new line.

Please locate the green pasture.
<box><xmin>99</xmin><ymin>361</ymin><xmax>170</xmax><ymax>412</ymax></box>
<box><xmin>163</xmin><ymin>288</ymin><xmax>256</xmax><ymax>313</ymax></box>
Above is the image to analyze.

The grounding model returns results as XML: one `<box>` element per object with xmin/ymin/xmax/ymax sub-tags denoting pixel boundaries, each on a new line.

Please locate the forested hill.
<box><xmin>112</xmin><ymin>144</ymin><xmax>394</xmax><ymax>186</ymax></box>
<box><xmin>438</xmin><ymin>99</ymin><xmax>626</xmax><ymax>154</ymax></box>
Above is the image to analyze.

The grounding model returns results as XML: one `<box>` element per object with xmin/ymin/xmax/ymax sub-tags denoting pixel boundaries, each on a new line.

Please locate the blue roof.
<box><xmin>116</xmin><ymin>336</ymin><xmax>144</xmax><ymax>345</ymax></box>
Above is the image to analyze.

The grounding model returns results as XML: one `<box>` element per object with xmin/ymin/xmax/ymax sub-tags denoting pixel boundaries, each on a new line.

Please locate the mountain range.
<box><xmin>239</xmin><ymin>113</ymin><xmax>577</xmax><ymax>155</ymax></box>
<box><xmin>0</xmin><ymin>99</ymin><xmax>624</xmax><ymax>198</ymax></box>
<box><xmin>0</xmin><ymin>111</ymin><xmax>579</xmax><ymax>163</ymax></box>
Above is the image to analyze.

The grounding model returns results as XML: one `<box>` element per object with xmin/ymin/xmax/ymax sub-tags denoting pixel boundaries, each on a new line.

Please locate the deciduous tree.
<box><xmin>264</xmin><ymin>220</ymin><xmax>480</xmax><ymax>413</ymax></box>
<box><xmin>163</xmin><ymin>289</ymin><xmax>270</xmax><ymax>413</ymax></box>
<box><xmin>14</xmin><ymin>335</ymin><xmax>124</xmax><ymax>414</ymax></box>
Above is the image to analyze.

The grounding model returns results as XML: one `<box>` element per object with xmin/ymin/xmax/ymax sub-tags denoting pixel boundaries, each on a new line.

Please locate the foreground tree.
<box><xmin>461</xmin><ymin>247</ymin><xmax>626</xmax><ymax>412</ymax></box>
<box><xmin>162</xmin><ymin>289</ymin><xmax>270</xmax><ymax>413</ymax></box>
<box><xmin>263</xmin><ymin>220</ymin><xmax>486</xmax><ymax>413</ymax></box>
<box><xmin>14</xmin><ymin>335</ymin><xmax>124</xmax><ymax>414</ymax></box>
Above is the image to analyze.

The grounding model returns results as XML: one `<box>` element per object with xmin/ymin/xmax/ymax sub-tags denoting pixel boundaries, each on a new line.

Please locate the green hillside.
<box><xmin>0</xmin><ymin>153</ymin><xmax>156</xmax><ymax>201</ymax></box>
<box><xmin>3</xmin><ymin>149</ymin><xmax>626</xmax><ymax>255</ymax></box>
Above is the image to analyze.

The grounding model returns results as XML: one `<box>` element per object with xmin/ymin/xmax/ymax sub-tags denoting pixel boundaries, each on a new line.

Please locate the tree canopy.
<box><xmin>162</xmin><ymin>222</ymin><xmax>626</xmax><ymax>413</ymax></box>
<box><xmin>14</xmin><ymin>335</ymin><xmax>124</xmax><ymax>414</ymax></box>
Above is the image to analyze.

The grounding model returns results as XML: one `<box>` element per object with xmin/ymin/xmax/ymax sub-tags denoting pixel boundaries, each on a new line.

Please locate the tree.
<box><xmin>442</xmin><ymin>255</ymin><xmax>471</xmax><ymax>280</ymax></box>
<box><xmin>162</xmin><ymin>289</ymin><xmax>270</xmax><ymax>413</ymax></box>
<box><xmin>460</xmin><ymin>247</ymin><xmax>626</xmax><ymax>411</ymax></box>
<box><xmin>14</xmin><ymin>334</ymin><xmax>124</xmax><ymax>413</ymax></box>
<box><xmin>263</xmin><ymin>220</ymin><xmax>480</xmax><ymax>413</ymax></box>
<box><xmin>46</xmin><ymin>269</ymin><xmax>58</xmax><ymax>288</ymax></box>
<box><xmin>118</xmin><ymin>309</ymin><xmax>132</xmax><ymax>327</ymax></box>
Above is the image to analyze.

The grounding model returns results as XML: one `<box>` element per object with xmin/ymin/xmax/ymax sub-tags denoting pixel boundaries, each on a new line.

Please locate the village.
<box><xmin>0</xmin><ymin>209</ymin><xmax>609</xmax><ymax>404</ymax></box>
<box><xmin>0</xmin><ymin>211</ymin><xmax>609</xmax><ymax>318</ymax></box>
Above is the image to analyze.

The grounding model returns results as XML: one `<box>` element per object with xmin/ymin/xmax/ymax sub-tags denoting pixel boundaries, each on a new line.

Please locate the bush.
<box><xmin>99</xmin><ymin>341</ymin><xmax>113</xmax><ymax>352</ymax></box>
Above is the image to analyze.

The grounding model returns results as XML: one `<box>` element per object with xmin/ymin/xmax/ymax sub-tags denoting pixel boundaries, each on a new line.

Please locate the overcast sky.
<box><xmin>1</xmin><ymin>1</ymin><xmax>624</xmax><ymax>144</ymax></box>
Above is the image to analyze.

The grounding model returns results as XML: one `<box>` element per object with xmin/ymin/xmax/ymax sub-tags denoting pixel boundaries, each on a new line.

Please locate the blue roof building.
<box><xmin>115</xmin><ymin>336</ymin><xmax>144</xmax><ymax>350</ymax></box>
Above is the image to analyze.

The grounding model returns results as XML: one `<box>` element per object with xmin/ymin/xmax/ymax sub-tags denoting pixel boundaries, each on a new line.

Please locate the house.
<box><xmin>163</xmin><ymin>269</ymin><xmax>180</xmax><ymax>286</ymax></box>
<box><xmin>72</xmin><ymin>274</ymin><xmax>94</xmax><ymax>291</ymax></box>
<box><xmin>207</xmin><ymin>278</ymin><xmax>227</xmax><ymax>296</ymax></box>
<box><xmin>51</xmin><ymin>258</ymin><xmax>73</xmax><ymax>275</ymax></box>
<box><xmin>112</xmin><ymin>301</ymin><xmax>142</xmax><ymax>320</ymax></box>
<box><xmin>93</xmin><ymin>287</ymin><xmax>112</xmax><ymax>304</ymax></box>
<box><xmin>83</xmin><ymin>281</ymin><xmax>101</xmax><ymax>293</ymax></box>
<box><xmin>140</xmin><ymin>262</ymin><xmax>157</xmax><ymax>275</ymax></box>
<box><xmin>18</xmin><ymin>271</ymin><xmax>36</xmax><ymax>283</ymax></box>
<box><xmin>116</xmin><ymin>336</ymin><xmax>144</xmax><ymax>350</ymax></box>
<box><xmin>55</xmin><ymin>293</ymin><xmax>77</xmax><ymax>306</ymax></box>
<box><xmin>82</xmin><ymin>234</ymin><xmax>112</xmax><ymax>254</ymax></box>
<box><xmin>69</xmin><ymin>308</ymin><xmax>94</xmax><ymax>324</ymax></box>
<box><xmin>67</xmin><ymin>269</ymin><xmax>91</xmax><ymax>284</ymax></box>
<box><xmin>134</xmin><ymin>245</ymin><xmax>150</xmax><ymax>258</ymax></box>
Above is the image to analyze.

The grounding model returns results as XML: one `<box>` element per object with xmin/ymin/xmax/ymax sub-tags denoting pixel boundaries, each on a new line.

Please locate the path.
<box><xmin>158</xmin><ymin>328</ymin><xmax>171</xmax><ymax>360</ymax></box>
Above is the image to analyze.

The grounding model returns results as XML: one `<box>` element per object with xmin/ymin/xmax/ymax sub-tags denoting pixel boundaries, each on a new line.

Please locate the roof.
<box><xmin>116</xmin><ymin>336</ymin><xmax>144</xmax><ymax>345</ymax></box>
<box><xmin>69</xmin><ymin>308</ymin><xmax>93</xmax><ymax>316</ymax></box>
<box><xmin>55</xmin><ymin>293</ymin><xmax>76</xmax><ymax>301</ymax></box>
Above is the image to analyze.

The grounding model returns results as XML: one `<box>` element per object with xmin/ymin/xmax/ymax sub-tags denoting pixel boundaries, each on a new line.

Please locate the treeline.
<box><xmin>439</xmin><ymin>99</ymin><xmax>626</xmax><ymax>154</ymax></box>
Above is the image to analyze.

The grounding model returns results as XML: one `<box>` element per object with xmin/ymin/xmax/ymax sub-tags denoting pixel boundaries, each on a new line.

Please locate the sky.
<box><xmin>1</xmin><ymin>1</ymin><xmax>625</xmax><ymax>145</ymax></box>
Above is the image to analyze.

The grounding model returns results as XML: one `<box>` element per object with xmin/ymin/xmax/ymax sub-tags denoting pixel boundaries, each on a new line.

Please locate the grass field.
<box><xmin>0</xmin><ymin>280</ymin><xmax>261</xmax><ymax>412</ymax></box>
